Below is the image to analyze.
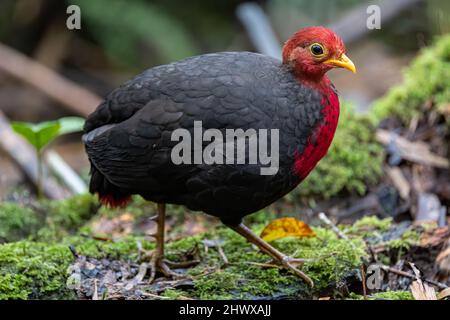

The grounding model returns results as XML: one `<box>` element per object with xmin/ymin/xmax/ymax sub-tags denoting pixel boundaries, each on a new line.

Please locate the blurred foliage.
<box><xmin>71</xmin><ymin>0</ymin><xmax>198</xmax><ymax>67</ymax></box>
<box><xmin>270</xmin><ymin>0</ymin><xmax>362</xmax><ymax>24</ymax></box>
<box><xmin>293</xmin><ymin>103</ymin><xmax>383</xmax><ymax>200</ymax></box>
<box><xmin>372</xmin><ymin>34</ymin><xmax>450</xmax><ymax>125</ymax></box>
<box><xmin>427</xmin><ymin>0</ymin><xmax>450</xmax><ymax>35</ymax></box>
<box><xmin>0</xmin><ymin>1</ymin><xmax>15</xmax><ymax>39</ymax></box>
<box><xmin>0</xmin><ymin>194</ymin><xmax>98</xmax><ymax>243</ymax></box>
<box><xmin>0</xmin><ymin>203</ymin><xmax>40</xmax><ymax>243</ymax></box>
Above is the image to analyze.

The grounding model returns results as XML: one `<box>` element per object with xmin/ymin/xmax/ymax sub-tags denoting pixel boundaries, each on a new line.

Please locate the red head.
<box><xmin>282</xmin><ymin>26</ymin><xmax>356</xmax><ymax>83</ymax></box>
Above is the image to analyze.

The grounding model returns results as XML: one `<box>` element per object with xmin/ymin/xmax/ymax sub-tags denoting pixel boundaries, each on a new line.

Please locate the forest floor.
<box><xmin>0</xmin><ymin>194</ymin><xmax>449</xmax><ymax>300</ymax></box>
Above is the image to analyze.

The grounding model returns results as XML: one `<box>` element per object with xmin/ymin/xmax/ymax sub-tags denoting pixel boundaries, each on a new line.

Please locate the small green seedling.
<box><xmin>11</xmin><ymin>117</ymin><xmax>85</xmax><ymax>199</ymax></box>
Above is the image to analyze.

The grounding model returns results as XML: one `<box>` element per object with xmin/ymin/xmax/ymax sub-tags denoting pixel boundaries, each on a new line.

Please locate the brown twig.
<box><xmin>360</xmin><ymin>264</ymin><xmax>367</xmax><ymax>300</ymax></box>
<box><xmin>376</xmin><ymin>129</ymin><xmax>449</xmax><ymax>168</ymax></box>
<box><xmin>0</xmin><ymin>42</ymin><xmax>101</xmax><ymax>116</ymax></box>
<box><xmin>0</xmin><ymin>43</ymin><xmax>96</xmax><ymax>197</ymax></box>
<box><xmin>381</xmin><ymin>265</ymin><xmax>448</xmax><ymax>290</ymax></box>
<box><xmin>318</xmin><ymin>212</ymin><xmax>351</xmax><ymax>242</ymax></box>
<box><xmin>217</xmin><ymin>246</ymin><xmax>229</xmax><ymax>266</ymax></box>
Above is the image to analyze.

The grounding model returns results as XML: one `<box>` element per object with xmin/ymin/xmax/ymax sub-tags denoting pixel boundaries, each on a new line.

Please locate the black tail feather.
<box><xmin>89</xmin><ymin>163</ymin><xmax>131</xmax><ymax>208</ymax></box>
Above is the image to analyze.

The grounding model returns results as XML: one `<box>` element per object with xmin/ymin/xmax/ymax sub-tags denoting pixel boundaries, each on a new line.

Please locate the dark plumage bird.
<box><xmin>83</xmin><ymin>26</ymin><xmax>356</xmax><ymax>286</ymax></box>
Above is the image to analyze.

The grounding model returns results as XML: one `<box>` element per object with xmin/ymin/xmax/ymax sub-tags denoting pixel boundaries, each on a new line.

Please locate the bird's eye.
<box><xmin>310</xmin><ymin>43</ymin><xmax>325</xmax><ymax>56</ymax></box>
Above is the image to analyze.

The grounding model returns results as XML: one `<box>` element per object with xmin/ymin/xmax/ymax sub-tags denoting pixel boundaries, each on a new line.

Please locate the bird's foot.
<box><xmin>164</xmin><ymin>259</ymin><xmax>200</xmax><ymax>269</ymax></box>
<box><xmin>147</xmin><ymin>251</ymin><xmax>199</xmax><ymax>283</ymax></box>
<box><xmin>148</xmin><ymin>252</ymin><xmax>182</xmax><ymax>283</ymax></box>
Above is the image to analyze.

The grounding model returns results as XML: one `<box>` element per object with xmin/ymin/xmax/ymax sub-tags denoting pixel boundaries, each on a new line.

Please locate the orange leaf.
<box><xmin>260</xmin><ymin>217</ymin><xmax>315</xmax><ymax>242</ymax></box>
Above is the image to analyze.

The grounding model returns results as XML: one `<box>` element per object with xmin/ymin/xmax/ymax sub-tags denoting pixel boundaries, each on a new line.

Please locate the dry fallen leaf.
<box><xmin>437</xmin><ymin>287</ymin><xmax>450</xmax><ymax>300</ymax></box>
<box><xmin>410</xmin><ymin>280</ymin><xmax>437</xmax><ymax>300</ymax></box>
<box><xmin>420</xmin><ymin>226</ymin><xmax>449</xmax><ymax>247</ymax></box>
<box><xmin>260</xmin><ymin>217</ymin><xmax>315</xmax><ymax>242</ymax></box>
<box><xmin>409</xmin><ymin>263</ymin><xmax>437</xmax><ymax>300</ymax></box>
<box><xmin>90</xmin><ymin>213</ymin><xmax>138</xmax><ymax>238</ymax></box>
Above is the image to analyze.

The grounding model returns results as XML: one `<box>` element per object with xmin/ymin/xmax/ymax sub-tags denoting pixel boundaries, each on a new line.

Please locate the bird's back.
<box><xmin>84</xmin><ymin>52</ymin><xmax>327</xmax><ymax>223</ymax></box>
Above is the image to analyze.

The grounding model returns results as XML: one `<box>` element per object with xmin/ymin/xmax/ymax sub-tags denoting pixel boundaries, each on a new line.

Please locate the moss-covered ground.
<box><xmin>0</xmin><ymin>195</ymin><xmax>369</xmax><ymax>300</ymax></box>
<box><xmin>0</xmin><ymin>193</ymin><xmax>430</xmax><ymax>300</ymax></box>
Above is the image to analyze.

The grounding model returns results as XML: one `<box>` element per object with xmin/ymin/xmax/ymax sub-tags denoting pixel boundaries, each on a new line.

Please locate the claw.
<box><xmin>147</xmin><ymin>255</ymin><xmax>192</xmax><ymax>283</ymax></box>
<box><xmin>159</xmin><ymin>262</ymin><xmax>184</xmax><ymax>278</ymax></box>
<box><xmin>164</xmin><ymin>259</ymin><xmax>200</xmax><ymax>268</ymax></box>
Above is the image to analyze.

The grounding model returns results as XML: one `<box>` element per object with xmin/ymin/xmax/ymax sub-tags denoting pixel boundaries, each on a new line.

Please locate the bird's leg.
<box><xmin>147</xmin><ymin>203</ymin><xmax>185</xmax><ymax>282</ymax></box>
<box><xmin>147</xmin><ymin>203</ymin><xmax>200</xmax><ymax>283</ymax></box>
<box><xmin>226</xmin><ymin>223</ymin><xmax>314</xmax><ymax>287</ymax></box>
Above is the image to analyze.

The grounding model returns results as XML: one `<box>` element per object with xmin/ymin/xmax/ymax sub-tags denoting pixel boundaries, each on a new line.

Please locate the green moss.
<box><xmin>0</xmin><ymin>241</ymin><xmax>75</xmax><ymax>299</ymax></box>
<box><xmin>41</xmin><ymin>194</ymin><xmax>98</xmax><ymax>231</ymax></box>
<box><xmin>348</xmin><ymin>290</ymin><xmax>414</xmax><ymax>300</ymax></box>
<box><xmin>296</xmin><ymin>104</ymin><xmax>383</xmax><ymax>199</ymax></box>
<box><xmin>0</xmin><ymin>203</ymin><xmax>40</xmax><ymax>243</ymax></box>
<box><xmin>274</xmin><ymin>227</ymin><xmax>367</xmax><ymax>289</ymax></box>
<box><xmin>372</xmin><ymin>290</ymin><xmax>414</xmax><ymax>300</ymax></box>
<box><xmin>194</xmin><ymin>271</ymin><xmax>240</xmax><ymax>299</ymax></box>
<box><xmin>0</xmin><ymin>211</ymin><xmax>367</xmax><ymax>300</ymax></box>
<box><xmin>161</xmin><ymin>289</ymin><xmax>187</xmax><ymax>299</ymax></box>
<box><xmin>384</xmin><ymin>229</ymin><xmax>420</xmax><ymax>251</ymax></box>
<box><xmin>0</xmin><ymin>274</ymin><xmax>30</xmax><ymax>300</ymax></box>
<box><xmin>372</xmin><ymin>35</ymin><xmax>450</xmax><ymax>125</ymax></box>
<box><xmin>71</xmin><ymin>236</ymin><xmax>154</xmax><ymax>260</ymax></box>
<box><xmin>345</xmin><ymin>216</ymin><xmax>393</xmax><ymax>238</ymax></box>
<box><xmin>36</xmin><ymin>194</ymin><xmax>99</xmax><ymax>241</ymax></box>
<box><xmin>0</xmin><ymin>194</ymin><xmax>98</xmax><ymax>243</ymax></box>
<box><xmin>352</xmin><ymin>216</ymin><xmax>392</xmax><ymax>232</ymax></box>
<box><xmin>186</xmin><ymin>225</ymin><xmax>366</xmax><ymax>299</ymax></box>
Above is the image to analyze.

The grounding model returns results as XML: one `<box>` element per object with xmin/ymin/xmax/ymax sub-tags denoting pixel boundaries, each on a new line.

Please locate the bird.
<box><xmin>83</xmin><ymin>26</ymin><xmax>356</xmax><ymax>287</ymax></box>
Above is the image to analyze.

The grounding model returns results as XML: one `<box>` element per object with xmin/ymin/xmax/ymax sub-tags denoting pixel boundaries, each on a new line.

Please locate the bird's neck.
<box><xmin>293</xmin><ymin>75</ymin><xmax>340</xmax><ymax>179</ymax></box>
<box><xmin>295</xmin><ymin>71</ymin><xmax>332</xmax><ymax>93</ymax></box>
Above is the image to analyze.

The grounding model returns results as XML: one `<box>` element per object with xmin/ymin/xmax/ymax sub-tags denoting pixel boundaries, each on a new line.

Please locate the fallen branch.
<box><xmin>381</xmin><ymin>265</ymin><xmax>448</xmax><ymax>290</ymax></box>
<box><xmin>376</xmin><ymin>129</ymin><xmax>449</xmax><ymax>168</ymax></box>
<box><xmin>0</xmin><ymin>42</ymin><xmax>101</xmax><ymax>117</ymax></box>
<box><xmin>46</xmin><ymin>150</ymin><xmax>87</xmax><ymax>194</ymax></box>
<box><xmin>386</xmin><ymin>166</ymin><xmax>410</xmax><ymax>200</ymax></box>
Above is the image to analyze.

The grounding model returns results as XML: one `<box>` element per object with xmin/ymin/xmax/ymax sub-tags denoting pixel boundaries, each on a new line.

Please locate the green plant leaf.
<box><xmin>12</xmin><ymin>121</ymin><xmax>60</xmax><ymax>151</ymax></box>
<box><xmin>58</xmin><ymin>117</ymin><xmax>85</xmax><ymax>135</ymax></box>
<box><xmin>34</xmin><ymin>122</ymin><xmax>61</xmax><ymax>151</ymax></box>
<box><xmin>11</xmin><ymin>117</ymin><xmax>85</xmax><ymax>152</ymax></box>
<box><xmin>11</xmin><ymin>123</ymin><xmax>38</xmax><ymax>148</ymax></box>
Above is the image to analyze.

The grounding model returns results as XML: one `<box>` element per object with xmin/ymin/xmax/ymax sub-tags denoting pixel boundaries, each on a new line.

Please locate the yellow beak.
<box><xmin>324</xmin><ymin>53</ymin><xmax>356</xmax><ymax>73</ymax></box>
